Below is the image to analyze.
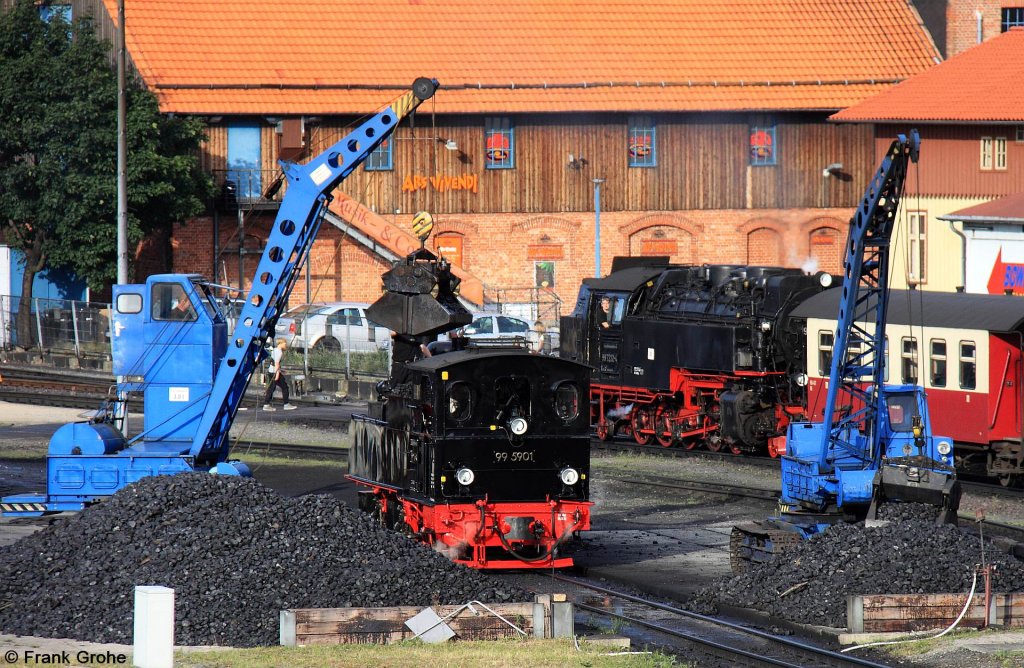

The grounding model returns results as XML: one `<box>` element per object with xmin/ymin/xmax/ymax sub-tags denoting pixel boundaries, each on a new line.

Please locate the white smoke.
<box><xmin>606</xmin><ymin>403</ymin><xmax>634</xmax><ymax>419</ymax></box>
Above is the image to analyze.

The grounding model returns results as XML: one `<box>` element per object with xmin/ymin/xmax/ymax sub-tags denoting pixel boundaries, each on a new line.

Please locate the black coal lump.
<box><xmin>0</xmin><ymin>474</ymin><xmax>526</xmax><ymax>647</ymax></box>
<box><xmin>693</xmin><ymin>505</ymin><xmax>1024</xmax><ymax>628</ymax></box>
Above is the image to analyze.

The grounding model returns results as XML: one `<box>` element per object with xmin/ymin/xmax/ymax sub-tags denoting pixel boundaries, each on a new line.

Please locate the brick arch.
<box><xmin>737</xmin><ymin>216</ymin><xmax>787</xmax><ymax>236</ymax></box>
<box><xmin>806</xmin><ymin>225</ymin><xmax>844</xmax><ymax>274</ymax></box>
<box><xmin>433</xmin><ymin>218</ymin><xmax>479</xmax><ymax>237</ymax></box>
<box><xmin>746</xmin><ymin>227</ymin><xmax>784</xmax><ymax>266</ymax></box>
<box><xmin>617</xmin><ymin>213</ymin><xmax>703</xmax><ymax>239</ymax></box>
<box><xmin>510</xmin><ymin>215</ymin><xmax>580</xmax><ymax>235</ymax></box>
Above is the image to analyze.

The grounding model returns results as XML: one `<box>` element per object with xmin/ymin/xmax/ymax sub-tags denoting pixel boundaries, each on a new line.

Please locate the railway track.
<box><xmin>551</xmin><ymin>574</ymin><xmax>892</xmax><ymax>668</ymax></box>
<box><xmin>5</xmin><ymin>365</ymin><xmax>1023</xmax><ymax>497</ymax></box>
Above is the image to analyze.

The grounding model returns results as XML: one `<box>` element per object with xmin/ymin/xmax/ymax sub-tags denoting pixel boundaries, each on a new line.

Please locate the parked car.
<box><xmin>275</xmin><ymin>302</ymin><xmax>390</xmax><ymax>352</ymax></box>
<box><xmin>460</xmin><ymin>313</ymin><xmax>532</xmax><ymax>341</ymax></box>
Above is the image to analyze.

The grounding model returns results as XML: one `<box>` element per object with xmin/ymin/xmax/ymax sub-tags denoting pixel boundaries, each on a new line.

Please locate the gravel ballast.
<box><xmin>0</xmin><ymin>473</ymin><xmax>523</xmax><ymax>646</ymax></box>
<box><xmin>693</xmin><ymin>503</ymin><xmax>1024</xmax><ymax>629</ymax></box>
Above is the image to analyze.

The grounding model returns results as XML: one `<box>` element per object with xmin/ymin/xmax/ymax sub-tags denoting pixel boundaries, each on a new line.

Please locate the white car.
<box><xmin>275</xmin><ymin>302</ymin><xmax>390</xmax><ymax>352</ymax></box>
<box><xmin>460</xmin><ymin>313</ymin><xmax>532</xmax><ymax>342</ymax></box>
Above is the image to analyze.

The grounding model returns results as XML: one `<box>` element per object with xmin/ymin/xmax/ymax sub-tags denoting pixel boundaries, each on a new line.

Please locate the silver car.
<box><xmin>275</xmin><ymin>302</ymin><xmax>390</xmax><ymax>352</ymax></box>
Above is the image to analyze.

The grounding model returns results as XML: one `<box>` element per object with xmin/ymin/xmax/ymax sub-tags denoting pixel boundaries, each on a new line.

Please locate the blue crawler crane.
<box><xmin>730</xmin><ymin>130</ymin><xmax>961</xmax><ymax>571</ymax></box>
<box><xmin>1</xmin><ymin>79</ymin><xmax>439</xmax><ymax>516</ymax></box>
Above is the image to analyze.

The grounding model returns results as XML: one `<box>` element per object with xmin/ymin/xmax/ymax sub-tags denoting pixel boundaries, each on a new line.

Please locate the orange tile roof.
<box><xmin>104</xmin><ymin>0</ymin><xmax>940</xmax><ymax>115</ymax></box>
<box><xmin>832</xmin><ymin>28</ymin><xmax>1024</xmax><ymax>123</ymax></box>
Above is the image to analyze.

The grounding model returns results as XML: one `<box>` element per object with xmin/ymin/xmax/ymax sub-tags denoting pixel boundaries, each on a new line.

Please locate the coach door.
<box><xmin>989</xmin><ymin>333</ymin><xmax>1023</xmax><ymax>442</ymax></box>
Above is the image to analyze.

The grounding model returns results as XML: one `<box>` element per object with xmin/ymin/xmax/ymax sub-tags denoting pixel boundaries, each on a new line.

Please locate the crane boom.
<box><xmin>189</xmin><ymin>78</ymin><xmax>438</xmax><ymax>464</ymax></box>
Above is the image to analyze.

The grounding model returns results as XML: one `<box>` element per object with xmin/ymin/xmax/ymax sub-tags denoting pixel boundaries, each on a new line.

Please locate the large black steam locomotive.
<box><xmin>560</xmin><ymin>258</ymin><xmax>835</xmax><ymax>454</ymax></box>
<box><xmin>348</xmin><ymin>246</ymin><xmax>592</xmax><ymax>569</ymax></box>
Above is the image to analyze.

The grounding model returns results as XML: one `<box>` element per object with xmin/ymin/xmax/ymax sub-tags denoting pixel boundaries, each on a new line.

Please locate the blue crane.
<box><xmin>2</xmin><ymin>79</ymin><xmax>439</xmax><ymax>516</ymax></box>
<box><xmin>731</xmin><ymin>131</ymin><xmax>961</xmax><ymax>571</ymax></box>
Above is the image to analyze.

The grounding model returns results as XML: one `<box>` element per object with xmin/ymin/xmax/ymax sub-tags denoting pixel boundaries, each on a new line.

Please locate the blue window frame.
<box><xmin>749</xmin><ymin>124</ymin><xmax>777</xmax><ymax>166</ymax></box>
<box><xmin>485</xmin><ymin>117</ymin><xmax>515</xmax><ymax>169</ymax></box>
<box><xmin>628</xmin><ymin>117</ymin><xmax>657</xmax><ymax>168</ymax></box>
<box><xmin>365</xmin><ymin>139</ymin><xmax>392</xmax><ymax>171</ymax></box>
<box><xmin>39</xmin><ymin>4</ymin><xmax>72</xmax><ymax>22</ymax></box>
<box><xmin>227</xmin><ymin>123</ymin><xmax>262</xmax><ymax>199</ymax></box>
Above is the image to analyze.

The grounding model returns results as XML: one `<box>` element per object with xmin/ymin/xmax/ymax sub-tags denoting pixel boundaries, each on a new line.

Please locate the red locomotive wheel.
<box><xmin>705</xmin><ymin>437</ymin><xmax>723</xmax><ymax>452</ymax></box>
<box><xmin>654</xmin><ymin>406</ymin><xmax>675</xmax><ymax>447</ymax></box>
<box><xmin>631</xmin><ymin>408</ymin><xmax>653</xmax><ymax>445</ymax></box>
<box><xmin>595</xmin><ymin>422</ymin><xmax>612</xmax><ymax>441</ymax></box>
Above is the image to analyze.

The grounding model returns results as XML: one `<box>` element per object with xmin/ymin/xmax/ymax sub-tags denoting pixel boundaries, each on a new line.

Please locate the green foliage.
<box><xmin>0</xmin><ymin>1</ymin><xmax>213</xmax><ymax>290</ymax></box>
<box><xmin>283</xmin><ymin>348</ymin><xmax>390</xmax><ymax>376</ymax></box>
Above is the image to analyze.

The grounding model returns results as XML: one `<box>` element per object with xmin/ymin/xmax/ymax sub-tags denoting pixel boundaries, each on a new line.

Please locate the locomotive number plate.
<box><xmin>493</xmin><ymin>451</ymin><xmax>536</xmax><ymax>463</ymax></box>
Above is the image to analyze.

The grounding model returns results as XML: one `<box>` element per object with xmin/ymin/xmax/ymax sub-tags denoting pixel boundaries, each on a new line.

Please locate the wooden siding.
<box><xmin>203</xmin><ymin>113</ymin><xmax>875</xmax><ymax>215</ymax></box>
<box><xmin>878</xmin><ymin>123</ymin><xmax>1024</xmax><ymax>198</ymax></box>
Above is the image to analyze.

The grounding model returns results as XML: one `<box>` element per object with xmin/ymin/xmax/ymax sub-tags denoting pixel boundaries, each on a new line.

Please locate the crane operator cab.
<box><xmin>111</xmin><ymin>274</ymin><xmax>228</xmax><ymax>445</ymax></box>
<box><xmin>868</xmin><ymin>386</ymin><xmax>960</xmax><ymax>523</ymax></box>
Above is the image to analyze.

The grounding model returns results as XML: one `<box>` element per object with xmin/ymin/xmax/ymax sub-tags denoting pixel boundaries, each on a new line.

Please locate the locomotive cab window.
<box><xmin>447</xmin><ymin>381</ymin><xmax>473</xmax><ymax>423</ymax></box>
<box><xmin>552</xmin><ymin>381</ymin><xmax>580</xmax><ymax>422</ymax></box>
<box><xmin>595</xmin><ymin>295</ymin><xmax>625</xmax><ymax>329</ymax></box>
<box><xmin>494</xmin><ymin>376</ymin><xmax>531</xmax><ymax>422</ymax></box>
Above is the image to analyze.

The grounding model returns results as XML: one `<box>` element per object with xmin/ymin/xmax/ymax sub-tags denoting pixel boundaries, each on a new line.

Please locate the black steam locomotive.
<box><xmin>348</xmin><ymin>246</ymin><xmax>592</xmax><ymax>569</ymax></box>
<box><xmin>560</xmin><ymin>258</ymin><xmax>835</xmax><ymax>455</ymax></box>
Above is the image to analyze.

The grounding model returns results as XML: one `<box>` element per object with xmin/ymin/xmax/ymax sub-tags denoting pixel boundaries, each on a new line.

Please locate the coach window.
<box><xmin>901</xmin><ymin>338</ymin><xmax>918</xmax><ymax>385</ymax></box>
<box><xmin>883</xmin><ymin>336</ymin><xmax>890</xmax><ymax>382</ymax></box>
<box><xmin>818</xmin><ymin>331</ymin><xmax>833</xmax><ymax>376</ymax></box>
<box><xmin>447</xmin><ymin>382</ymin><xmax>473</xmax><ymax>423</ymax></box>
<box><xmin>959</xmin><ymin>341</ymin><xmax>977</xmax><ymax>390</ymax></box>
<box><xmin>930</xmin><ymin>339</ymin><xmax>947</xmax><ymax>388</ymax></box>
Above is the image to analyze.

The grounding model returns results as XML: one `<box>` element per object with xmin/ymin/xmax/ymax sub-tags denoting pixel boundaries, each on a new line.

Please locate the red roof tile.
<box><xmin>103</xmin><ymin>0</ymin><xmax>940</xmax><ymax>115</ymax></box>
<box><xmin>941</xmin><ymin>192</ymin><xmax>1024</xmax><ymax>223</ymax></box>
<box><xmin>832</xmin><ymin>28</ymin><xmax>1024</xmax><ymax>123</ymax></box>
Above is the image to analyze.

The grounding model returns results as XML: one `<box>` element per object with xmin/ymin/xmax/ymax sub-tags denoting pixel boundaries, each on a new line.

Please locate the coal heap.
<box><xmin>694</xmin><ymin>504</ymin><xmax>1024</xmax><ymax>628</ymax></box>
<box><xmin>0</xmin><ymin>474</ymin><xmax>524</xmax><ymax>647</ymax></box>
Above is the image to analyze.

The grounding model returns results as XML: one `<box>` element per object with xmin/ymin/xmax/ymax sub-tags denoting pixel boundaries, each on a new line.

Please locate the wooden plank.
<box><xmin>285</xmin><ymin>601</ymin><xmax>542</xmax><ymax>646</ymax></box>
<box><xmin>852</xmin><ymin>592</ymin><xmax>1024</xmax><ymax>633</ymax></box>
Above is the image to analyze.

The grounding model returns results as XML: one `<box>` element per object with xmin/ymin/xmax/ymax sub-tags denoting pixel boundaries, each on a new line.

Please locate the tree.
<box><xmin>0</xmin><ymin>1</ymin><xmax>213</xmax><ymax>347</ymax></box>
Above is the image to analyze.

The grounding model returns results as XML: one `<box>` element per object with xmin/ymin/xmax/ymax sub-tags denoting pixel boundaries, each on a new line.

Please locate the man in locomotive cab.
<box><xmin>595</xmin><ymin>295</ymin><xmax>625</xmax><ymax>330</ymax></box>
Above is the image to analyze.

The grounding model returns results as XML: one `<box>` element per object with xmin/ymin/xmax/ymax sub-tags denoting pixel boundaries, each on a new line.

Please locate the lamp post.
<box><xmin>592</xmin><ymin>178</ymin><xmax>605</xmax><ymax>277</ymax></box>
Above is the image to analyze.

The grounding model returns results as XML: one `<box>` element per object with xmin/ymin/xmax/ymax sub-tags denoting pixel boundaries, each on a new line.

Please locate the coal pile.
<box><xmin>0</xmin><ymin>474</ymin><xmax>524</xmax><ymax>646</ymax></box>
<box><xmin>694</xmin><ymin>505</ymin><xmax>1024</xmax><ymax>628</ymax></box>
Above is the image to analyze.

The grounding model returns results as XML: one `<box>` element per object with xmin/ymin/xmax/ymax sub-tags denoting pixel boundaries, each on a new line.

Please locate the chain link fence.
<box><xmin>0</xmin><ymin>295</ymin><xmax>111</xmax><ymax>360</ymax></box>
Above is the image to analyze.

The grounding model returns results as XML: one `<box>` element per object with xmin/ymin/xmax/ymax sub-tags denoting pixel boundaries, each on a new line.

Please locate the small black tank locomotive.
<box><xmin>560</xmin><ymin>258</ymin><xmax>835</xmax><ymax>454</ymax></box>
<box><xmin>349</xmin><ymin>246</ymin><xmax>592</xmax><ymax>569</ymax></box>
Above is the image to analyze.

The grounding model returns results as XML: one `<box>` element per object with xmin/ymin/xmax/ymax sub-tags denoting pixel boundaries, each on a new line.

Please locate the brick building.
<box><xmin>832</xmin><ymin>27</ymin><xmax>1024</xmax><ymax>294</ymax></box>
<box><xmin>62</xmin><ymin>0</ymin><xmax>948</xmax><ymax>318</ymax></box>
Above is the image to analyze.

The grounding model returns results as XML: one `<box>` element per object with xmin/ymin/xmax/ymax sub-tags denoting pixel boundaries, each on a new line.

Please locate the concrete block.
<box><xmin>133</xmin><ymin>585</ymin><xmax>174</xmax><ymax>668</ymax></box>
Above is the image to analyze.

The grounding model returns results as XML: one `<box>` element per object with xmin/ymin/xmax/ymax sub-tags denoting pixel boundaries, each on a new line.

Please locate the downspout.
<box><xmin>948</xmin><ymin>220</ymin><xmax>967</xmax><ymax>292</ymax></box>
<box><xmin>976</xmin><ymin>10</ymin><xmax>983</xmax><ymax>44</ymax></box>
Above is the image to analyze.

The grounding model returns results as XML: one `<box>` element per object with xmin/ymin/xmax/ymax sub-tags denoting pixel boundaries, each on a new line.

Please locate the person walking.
<box><xmin>263</xmin><ymin>338</ymin><xmax>296</xmax><ymax>411</ymax></box>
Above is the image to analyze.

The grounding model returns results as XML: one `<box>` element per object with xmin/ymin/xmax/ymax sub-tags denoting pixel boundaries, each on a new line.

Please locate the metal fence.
<box><xmin>0</xmin><ymin>295</ymin><xmax>111</xmax><ymax>358</ymax></box>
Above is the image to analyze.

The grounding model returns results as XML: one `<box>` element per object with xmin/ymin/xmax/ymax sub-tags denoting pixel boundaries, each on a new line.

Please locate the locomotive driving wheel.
<box><xmin>630</xmin><ymin>408</ymin><xmax>653</xmax><ymax>445</ymax></box>
<box><xmin>654</xmin><ymin>405</ymin><xmax>675</xmax><ymax>447</ymax></box>
<box><xmin>595</xmin><ymin>422</ymin><xmax>612</xmax><ymax>441</ymax></box>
